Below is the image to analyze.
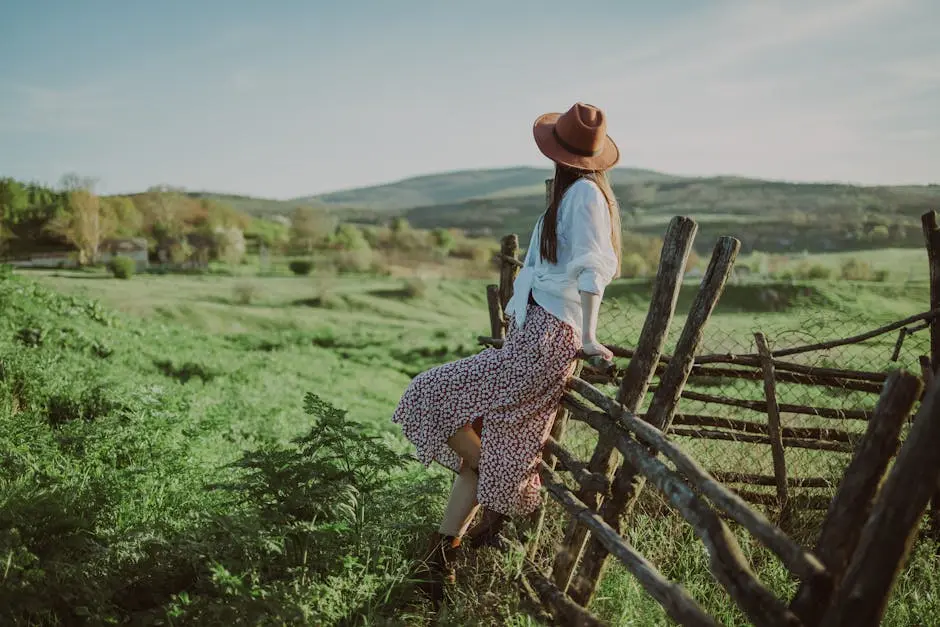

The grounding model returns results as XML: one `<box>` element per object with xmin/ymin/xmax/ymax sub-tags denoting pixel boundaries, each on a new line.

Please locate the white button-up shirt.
<box><xmin>505</xmin><ymin>178</ymin><xmax>619</xmax><ymax>339</ymax></box>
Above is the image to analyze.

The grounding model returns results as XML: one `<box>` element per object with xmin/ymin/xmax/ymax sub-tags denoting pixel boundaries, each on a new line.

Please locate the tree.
<box><xmin>0</xmin><ymin>178</ymin><xmax>67</xmax><ymax>255</ymax></box>
<box><xmin>45</xmin><ymin>174</ymin><xmax>116</xmax><ymax>265</ymax></box>
<box><xmin>332</xmin><ymin>223</ymin><xmax>370</xmax><ymax>251</ymax></box>
<box><xmin>0</xmin><ymin>178</ymin><xmax>29</xmax><ymax>253</ymax></box>
<box><xmin>136</xmin><ymin>185</ymin><xmax>192</xmax><ymax>240</ymax></box>
<box><xmin>102</xmin><ymin>196</ymin><xmax>142</xmax><ymax>237</ymax></box>
<box><xmin>289</xmin><ymin>206</ymin><xmax>336</xmax><ymax>253</ymax></box>
<box><xmin>215</xmin><ymin>226</ymin><xmax>246</xmax><ymax>265</ymax></box>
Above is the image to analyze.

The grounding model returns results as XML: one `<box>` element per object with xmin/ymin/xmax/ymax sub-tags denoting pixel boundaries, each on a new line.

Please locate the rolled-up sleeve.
<box><xmin>565</xmin><ymin>181</ymin><xmax>619</xmax><ymax>295</ymax></box>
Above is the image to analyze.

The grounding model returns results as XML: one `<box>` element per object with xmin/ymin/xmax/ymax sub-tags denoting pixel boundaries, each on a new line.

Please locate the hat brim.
<box><xmin>533</xmin><ymin>112</ymin><xmax>620</xmax><ymax>172</ymax></box>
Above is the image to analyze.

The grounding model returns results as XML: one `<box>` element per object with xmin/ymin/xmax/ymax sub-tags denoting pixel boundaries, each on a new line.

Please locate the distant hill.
<box><xmin>183</xmin><ymin>192</ymin><xmax>326</xmax><ymax>216</ymax></box>
<box><xmin>173</xmin><ymin>167</ymin><xmax>940</xmax><ymax>256</ymax></box>
<box><xmin>292</xmin><ymin>166</ymin><xmax>679</xmax><ymax>212</ymax></box>
<box><xmin>403</xmin><ymin>176</ymin><xmax>940</xmax><ymax>255</ymax></box>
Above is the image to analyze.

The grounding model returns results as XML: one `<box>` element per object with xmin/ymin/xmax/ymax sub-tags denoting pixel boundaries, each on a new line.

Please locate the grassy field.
<box><xmin>3</xmin><ymin>264</ymin><xmax>938</xmax><ymax>625</ymax></box>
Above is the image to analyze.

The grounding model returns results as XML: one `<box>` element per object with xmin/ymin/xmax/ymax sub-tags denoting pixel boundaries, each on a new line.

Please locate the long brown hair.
<box><xmin>539</xmin><ymin>163</ymin><xmax>622</xmax><ymax>276</ymax></box>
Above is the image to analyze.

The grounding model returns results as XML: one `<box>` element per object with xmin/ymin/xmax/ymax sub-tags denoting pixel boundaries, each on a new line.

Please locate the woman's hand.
<box><xmin>580</xmin><ymin>339</ymin><xmax>613</xmax><ymax>362</ymax></box>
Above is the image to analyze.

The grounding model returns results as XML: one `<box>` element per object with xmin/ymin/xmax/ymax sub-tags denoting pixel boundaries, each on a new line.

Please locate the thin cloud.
<box><xmin>581</xmin><ymin>0</ymin><xmax>938</xmax><ymax>184</ymax></box>
<box><xmin>0</xmin><ymin>83</ymin><xmax>123</xmax><ymax>133</ymax></box>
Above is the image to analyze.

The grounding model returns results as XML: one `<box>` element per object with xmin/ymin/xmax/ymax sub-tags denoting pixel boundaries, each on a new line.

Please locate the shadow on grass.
<box><xmin>153</xmin><ymin>359</ymin><xmax>218</xmax><ymax>384</ymax></box>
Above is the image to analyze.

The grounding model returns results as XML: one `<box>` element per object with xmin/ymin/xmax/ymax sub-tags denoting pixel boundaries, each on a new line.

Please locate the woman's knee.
<box><xmin>447</xmin><ymin>425</ymin><xmax>482</xmax><ymax>469</ymax></box>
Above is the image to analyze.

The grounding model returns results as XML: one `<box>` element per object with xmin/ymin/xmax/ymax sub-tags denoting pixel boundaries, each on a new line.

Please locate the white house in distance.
<box><xmin>98</xmin><ymin>238</ymin><xmax>150</xmax><ymax>270</ymax></box>
<box><xmin>4</xmin><ymin>237</ymin><xmax>150</xmax><ymax>270</ymax></box>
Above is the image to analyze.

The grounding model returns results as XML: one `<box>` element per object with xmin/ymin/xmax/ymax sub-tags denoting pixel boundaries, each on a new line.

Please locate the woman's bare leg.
<box><xmin>447</xmin><ymin>425</ymin><xmax>481</xmax><ymax>470</ymax></box>
<box><xmin>439</xmin><ymin>467</ymin><xmax>480</xmax><ymax>536</ymax></box>
<box><xmin>438</xmin><ymin>425</ymin><xmax>483</xmax><ymax>537</ymax></box>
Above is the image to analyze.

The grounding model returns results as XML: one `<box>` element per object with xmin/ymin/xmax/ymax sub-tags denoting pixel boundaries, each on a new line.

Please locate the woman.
<box><xmin>392</xmin><ymin>102</ymin><xmax>621</xmax><ymax>594</ymax></box>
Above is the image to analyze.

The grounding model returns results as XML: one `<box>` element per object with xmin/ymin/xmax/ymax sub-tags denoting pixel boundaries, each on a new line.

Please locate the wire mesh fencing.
<box><xmin>585</xmin><ymin>284</ymin><xmax>932</xmax><ymax>529</ymax></box>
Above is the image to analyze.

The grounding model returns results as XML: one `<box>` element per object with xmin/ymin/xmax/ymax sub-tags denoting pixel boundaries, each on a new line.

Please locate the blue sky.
<box><xmin>1</xmin><ymin>0</ymin><xmax>937</xmax><ymax>197</ymax></box>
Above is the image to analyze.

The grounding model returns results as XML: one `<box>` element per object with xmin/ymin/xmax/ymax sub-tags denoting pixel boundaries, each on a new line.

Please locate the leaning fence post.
<box><xmin>754</xmin><ymin>332</ymin><xmax>790</xmax><ymax>524</ymax></box>
<box><xmin>567</xmin><ymin>235</ymin><xmax>739</xmax><ymax>607</ymax></box>
<box><xmin>921</xmin><ymin>210</ymin><xmax>940</xmax><ymax>535</ymax></box>
<box><xmin>820</xmin><ymin>375</ymin><xmax>940</xmax><ymax>627</ymax></box>
<box><xmin>551</xmin><ymin>216</ymin><xmax>698</xmax><ymax>593</ymax></box>
<box><xmin>790</xmin><ymin>370</ymin><xmax>922</xmax><ymax>626</ymax></box>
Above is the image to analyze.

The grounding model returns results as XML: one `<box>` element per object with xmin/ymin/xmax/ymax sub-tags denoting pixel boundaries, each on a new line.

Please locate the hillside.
<box><xmin>126</xmin><ymin>168</ymin><xmax>940</xmax><ymax>256</ymax></box>
<box><xmin>404</xmin><ymin>176</ymin><xmax>940</xmax><ymax>255</ymax></box>
<box><xmin>183</xmin><ymin>191</ymin><xmax>326</xmax><ymax>216</ymax></box>
<box><xmin>293</xmin><ymin>166</ymin><xmax>679</xmax><ymax>212</ymax></box>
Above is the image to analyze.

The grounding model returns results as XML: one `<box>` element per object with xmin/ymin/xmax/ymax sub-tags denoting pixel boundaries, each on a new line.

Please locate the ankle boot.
<box><xmin>416</xmin><ymin>532</ymin><xmax>461</xmax><ymax>603</ymax></box>
<box><xmin>465</xmin><ymin>508</ymin><xmax>509</xmax><ymax>549</ymax></box>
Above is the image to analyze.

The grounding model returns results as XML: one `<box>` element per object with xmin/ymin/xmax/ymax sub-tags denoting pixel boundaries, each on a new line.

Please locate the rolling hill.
<box><xmin>180</xmin><ymin>167</ymin><xmax>940</xmax><ymax>256</ymax></box>
<box><xmin>402</xmin><ymin>175</ymin><xmax>940</xmax><ymax>255</ymax></box>
<box><xmin>292</xmin><ymin>166</ymin><xmax>679</xmax><ymax>211</ymax></box>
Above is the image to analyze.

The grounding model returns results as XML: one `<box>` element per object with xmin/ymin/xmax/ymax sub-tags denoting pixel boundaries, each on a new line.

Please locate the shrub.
<box><xmin>403</xmin><ymin>277</ymin><xmax>429</xmax><ymax>299</ymax></box>
<box><xmin>431</xmin><ymin>228</ymin><xmax>456</xmax><ymax>252</ymax></box>
<box><xmin>107</xmin><ymin>256</ymin><xmax>136</xmax><ymax>279</ymax></box>
<box><xmin>803</xmin><ymin>263</ymin><xmax>832</xmax><ymax>280</ymax></box>
<box><xmin>840</xmin><ymin>258</ymin><xmax>874</xmax><ymax>281</ymax></box>
<box><xmin>233</xmin><ymin>281</ymin><xmax>260</xmax><ymax>305</ymax></box>
<box><xmin>335</xmin><ymin>248</ymin><xmax>374</xmax><ymax>274</ymax></box>
<box><xmin>620</xmin><ymin>252</ymin><xmax>648</xmax><ymax>278</ymax></box>
<box><xmin>332</xmin><ymin>224</ymin><xmax>371</xmax><ymax>251</ymax></box>
<box><xmin>788</xmin><ymin>262</ymin><xmax>832</xmax><ymax>280</ymax></box>
<box><xmin>288</xmin><ymin>259</ymin><xmax>314</xmax><ymax>276</ymax></box>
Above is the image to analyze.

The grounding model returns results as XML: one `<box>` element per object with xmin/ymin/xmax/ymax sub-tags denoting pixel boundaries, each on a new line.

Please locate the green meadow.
<box><xmin>3</xmin><ymin>254</ymin><xmax>937</xmax><ymax>625</ymax></box>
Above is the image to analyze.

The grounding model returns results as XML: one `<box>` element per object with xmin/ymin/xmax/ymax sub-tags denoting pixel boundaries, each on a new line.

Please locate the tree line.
<box><xmin>0</xmin><ymin>175</ymin><xmax>499</xmax><ymax>273</ymax></box>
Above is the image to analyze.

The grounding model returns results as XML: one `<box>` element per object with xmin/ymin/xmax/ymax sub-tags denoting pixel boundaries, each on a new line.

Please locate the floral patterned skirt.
<box><xmin>391</xmin><ymin>302</ymin><xmax>580</xmax><ymax>517</ymax></box>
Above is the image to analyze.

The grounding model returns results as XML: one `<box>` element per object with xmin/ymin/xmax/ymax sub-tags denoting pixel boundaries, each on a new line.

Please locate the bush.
<box><xmin>620</xmin><ymin>252</ymin><xmax>649</xmax><ymax>278</ymax></box>
<box><xmin>840</xmin><ymin>258</ymin><xmax>874</xmax><ymax>281</ymax></box>
<box><xmin>335</xmin><ymin>249</ymin><xmax>374</xmax><ymax>274</ymax></box>
<box><xmin>431</xmin><ymin>228</ymin><xmax>456</xmax><ymax>252</ymax></box>
<box><xmin>107</xmin><ymin>256</ymin><xmax>136</xmax><ymax>279</ymax></box>
<box><xmin>331</xmin><ymin>224</ymin><xmax>370</xmax><ymax>251</ymax></box>
<box><xmin>403</xmin><ymin>277</ymin><xmax>429</xmax><ymax>299</ymax></box>
<box><xmin>288</xmin><ymin>259</ymin><xmax>314</xmax><ymax>276</ymax></box>
<box><xmin>788</xmin><ymin>262</ymin><xmax>832</xmax><ymax>280</ymax></box>
<box><xmin>802</xmin><ymin>263</ymin><xmax>832</xmax><ymax>280</ymax></box>
<box><xmin>233</xmin><ymin>281</ymin><xmax>260</xmax><ymax>305</ymax></box>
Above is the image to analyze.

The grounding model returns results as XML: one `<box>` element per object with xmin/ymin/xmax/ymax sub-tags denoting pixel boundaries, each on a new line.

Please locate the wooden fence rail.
<box><xmin>476</xmin><ymin>192</ymin><xmax>940</xmax><ymax>625</ymax></box>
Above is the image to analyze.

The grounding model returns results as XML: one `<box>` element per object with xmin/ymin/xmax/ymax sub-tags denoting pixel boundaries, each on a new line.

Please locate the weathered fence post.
<box><xmin>820</xmin><ymin>375</ymin><xmax>940</xmax><ymax>627</ymax></box>
<box><xmin>921</xmin><ymin>211</ymin><xmax>940</xmax><ymax>535</ymax></box>
<box><xmin>499</xmin><ymin>234</ymin><xmax>520</xmax><ymax>313</ymax></box>
<box><xmin>486</xmin><ymin>285</ymin><xmax>504</xmax><ymax>339</ymax></box>
<box><xmin>754</xmin><ymin>332</ymin><xmax>790</xmax><ymax>523</ymax></box>
<box><xmin>552</xmin><ymin>216</ymin><xmax>698</xmax><ymax>593</ymax></box>
<box><xmin>568</xmin><ymin>236</ymin><xmax>740</xmax><ymax>607</ymax></box>
<box><xmin>790</xmin><ymin>370</ymin><xmax>923</xmax><ymax>625</ymax></box>
<box><xmin>923</xmin><ymin>210</ymin><xmax>940</xmax><ymax>375</ymax></box>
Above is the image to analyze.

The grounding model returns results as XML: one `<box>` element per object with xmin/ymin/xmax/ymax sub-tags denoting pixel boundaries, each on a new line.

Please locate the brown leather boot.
<box><xmin>465</xmin><ymin>508</ymin><xmax>509</xmax><ymax>549</ymax></box>
<box><xmin>415</xmin><ymin>532</ymin><xmax>461</xmax><ymax>604</ymax></box>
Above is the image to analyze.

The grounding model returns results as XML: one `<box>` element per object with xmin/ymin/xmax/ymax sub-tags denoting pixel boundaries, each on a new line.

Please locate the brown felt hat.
<box><xmin>533</xmin><ymin>102</ymin><xmax>620</xmax><ymax>171</ymax></box>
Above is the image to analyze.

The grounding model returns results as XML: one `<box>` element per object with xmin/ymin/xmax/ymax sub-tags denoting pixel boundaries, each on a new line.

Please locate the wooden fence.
<box><xmin>475</xmin><ymin>180</ymin><xmax>940</xmax><ymax>625</ymax></box>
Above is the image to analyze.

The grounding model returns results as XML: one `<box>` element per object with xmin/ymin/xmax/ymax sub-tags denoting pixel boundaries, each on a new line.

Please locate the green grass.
<box><xmin>4</xmin><ymin>264</ymin><xmax>939</xmax><ymax>625</ymax></box>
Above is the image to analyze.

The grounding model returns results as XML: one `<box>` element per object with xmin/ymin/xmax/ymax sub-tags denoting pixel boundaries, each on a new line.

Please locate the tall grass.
<box><xmin>4</xmin><ymin>266</ymin><xmax>939</xmax><ymax>625</ymax></box>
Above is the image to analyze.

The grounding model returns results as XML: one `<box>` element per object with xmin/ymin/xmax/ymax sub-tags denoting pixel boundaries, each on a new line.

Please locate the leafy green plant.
<box><xmin>289</xmin><ymin>259</ymin><xmax>314</xmax><ymax>276</ymax></box>
<box><xmin>107</xmin><ymin>255</ymin><xmax>136</xmax><ymax>279</ymax></box>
